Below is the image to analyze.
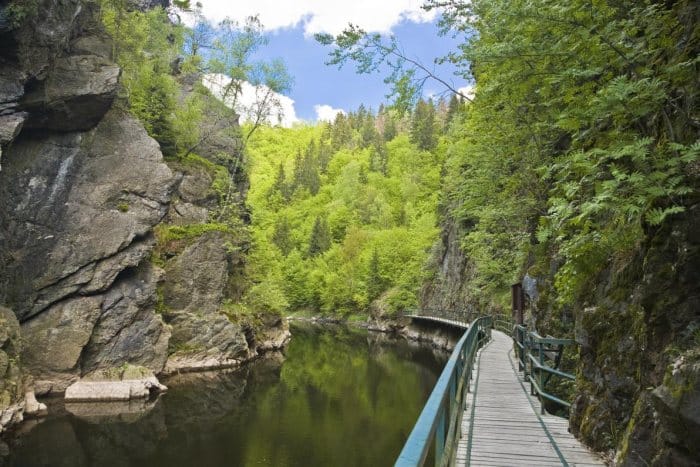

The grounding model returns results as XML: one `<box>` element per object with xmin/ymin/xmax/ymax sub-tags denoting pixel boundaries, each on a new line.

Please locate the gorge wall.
<box><xmin>422</xmin><ymin>193</ymin><xmax>699</xmax><ymax>466</ymax></box>
<box><xmin>0</xmin><ymin>0</ymin><xmax>287</xmax><ymax>431</ymax></box>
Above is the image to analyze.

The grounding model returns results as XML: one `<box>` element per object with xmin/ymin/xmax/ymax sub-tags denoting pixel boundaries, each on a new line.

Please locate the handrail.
<box><xmin>404</xmin><ymin>308</ymin><xmax>476</xmax><ymax>327</ymax></box>
<box><xmin>395</xmin><ymin>315</ymin><xmax>492</xmax><ymax>467</ymax></box>
<box><xmin>514</xmin><ymin>324</ymin><xmax>576</xmax><ymax>413</ymax></box>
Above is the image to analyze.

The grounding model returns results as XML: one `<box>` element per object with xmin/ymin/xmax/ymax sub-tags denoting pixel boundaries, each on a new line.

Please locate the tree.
<box><xmin>184</xmin><ymin>16</ymin><xmax>293</xmax><ymax>158</ymax></box>
<box><xmin>359</xmin><ymin>115</ymin><xmax>378</xmax><ymax>148</ymax></box>
<box><xmin>307</xmin><ymin>216</ymin><xmax>332</xmax><ymax>257</ymax></box>
<box><xmin>318</xmin><ymin>139</ymin><xmax>332</xmax><ymax>173</ymax></box>
<box><xmin>366</xmin><ymin>248</ymin><xmax>386</xmax><ymax>302</ymax></box>
<box><xmin>182</xmin><ymin>2</ymin><xmax>214</xmax><ymax>66</ymax></box>
<box><xmin>445</xmin><ymin>94</ymin><xmax>463</xmax><ymax>127</ymax></box>
<box><xmin>270</xmin><ymin>162</ymin><xmax>291</xmax><ymax>201</ymax></box>
<box><xmin>99</xmin><ymin>2</ymin><xmax>181</xmax><ymax>155</ymax></box>
<box><xmin>272</xmin><ymin>216</ymin><xmax>294</xmax><ymax>255</ymax></box>
<box><xmin>410</xmin><ymin>98</ymin><xmax>438</xmax><ymax>151</ymax></box>
<box><xmin>382</xmin><ymin>115</ymin><xmax>398</xmax><ymax>141</ymax></box>
<box><xmin>330</xmin><ymin>113</ymin><xmax>353</xmax><ymax>150</ymax></box>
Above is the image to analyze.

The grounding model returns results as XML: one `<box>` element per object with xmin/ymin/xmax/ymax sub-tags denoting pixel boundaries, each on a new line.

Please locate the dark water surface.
<box><xmin>3</xmin><ymin>324</ymin><xmax>448</xmax><ymax>467</ymax></box>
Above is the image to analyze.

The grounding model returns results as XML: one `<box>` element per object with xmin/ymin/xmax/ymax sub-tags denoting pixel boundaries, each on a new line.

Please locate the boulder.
<box><xmin>23</xmin><ymin>390</ymin><xmax>47</xmax><ymax>417</ymax></box>
<box><xmin>64</xmin><ymin>377</ymin><xmax>167</xmax><ymax>402</ymax></box>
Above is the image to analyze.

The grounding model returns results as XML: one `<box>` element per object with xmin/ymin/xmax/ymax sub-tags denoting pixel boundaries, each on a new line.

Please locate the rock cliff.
<box><xmin>423</xmin><ymin>193</ymin><xmax>700</xmax><ymax>465</ymax></box>
<box><xmin>0</xmin><ymin>0</ymin><xmax>288</xmax><ymax>431</ymax></box>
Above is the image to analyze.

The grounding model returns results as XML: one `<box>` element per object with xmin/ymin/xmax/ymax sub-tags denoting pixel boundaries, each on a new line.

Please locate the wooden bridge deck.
<box><xmin>455</xmin><ymin>331</ymin><xmax>604</xmax><ymax>466</ymax></box>
<box><xmin>408</xmin><ymin>315</ymin><xmax>469</xmax><ymax>329</ymax></box>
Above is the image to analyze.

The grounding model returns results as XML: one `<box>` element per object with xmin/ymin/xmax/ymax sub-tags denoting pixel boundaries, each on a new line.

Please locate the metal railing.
<box><xmin>404</xmin><ymin>308</ymin><xmax>476</xmax><ymax>327</ymax></box>
<box><xmin>395</xmin><ymin>316</ymin><xmax>492</xmax><ymax>467</ymax></box>
<box><xmin>492</xmin><ymin>315</ymin><xmax>515</xmax><ymax>335</ymax></box>
<box><xmin>514</xmin><ymin>324</ymin><xmax>576</xmax><ymax>413</ymax></box>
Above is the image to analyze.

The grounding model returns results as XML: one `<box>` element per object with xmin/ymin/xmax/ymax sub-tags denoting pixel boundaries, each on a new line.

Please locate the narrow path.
<box><xmin>409</xmin><ymin>316</ymin><xmax>469</xmax><ymax>329</ymax></box>
<box><xmin>455</xmin><ymin>331</ymin><xmax>604</xmax><ymax>466</ymax></box>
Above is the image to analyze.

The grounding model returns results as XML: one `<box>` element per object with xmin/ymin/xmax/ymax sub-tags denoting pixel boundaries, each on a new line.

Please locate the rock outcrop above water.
<box><xmin>0</xmin><ymin>0</ymin><xmax>288</xmax><ymax>428</ymax></box>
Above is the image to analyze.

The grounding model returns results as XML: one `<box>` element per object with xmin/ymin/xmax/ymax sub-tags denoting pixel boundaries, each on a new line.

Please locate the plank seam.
<box><xmin>506</xmin><ymin>346</ymin><xmax>569</xmax><ymax>467</ymax></box>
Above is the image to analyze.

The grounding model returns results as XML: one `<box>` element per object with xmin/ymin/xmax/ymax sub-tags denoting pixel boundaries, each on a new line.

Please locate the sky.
<box><xmin>193</xmin><ymin>0</ymin><xmax>469</xmax><ymax>124</ymax></box>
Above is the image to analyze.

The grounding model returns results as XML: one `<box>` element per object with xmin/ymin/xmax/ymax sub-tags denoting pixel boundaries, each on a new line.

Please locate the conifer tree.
<box><xmin>272</xmin><ymin>216</ymin><xmax>294</xmax><ymax>255</ymax></box>
<box><xmin>307</xmin><ymin>216</ymin><xmax>331</xmax><ymax>257</ymax></box>
<box><xmin>410</xmin><ymin>98</ymin><xmax>438</xmax><ymax>151</ymax></box>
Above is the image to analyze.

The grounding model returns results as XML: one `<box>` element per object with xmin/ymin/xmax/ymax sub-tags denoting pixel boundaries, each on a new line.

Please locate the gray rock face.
<box><xmin>80</xmin><ymin>263</ymin><xmax>171</xmax><ymax>374</ymax></box>
<box><xmin>162</xmin><ymin>232</ymin><xmax>252</xmax><ymax>372</ymax></box>
<box><xmin>0</xmin><ymin>0</ymin><xmax>177</xmax><ymax>397</ymax></box>
<box><xmin>542</xmin><ymin>201</ymin><xmax>700</xmax><ymax>464</ymax></box>
<box><xmin>0</xmin><ymin>306</ymin><xmax>26</xmax><ymax>430</ymax></box>
<box><xmin>163</xmin><ymin>231</ymin><xmax>229</xmax><ymax>314</ymax></box>
<box><xmin>22</xmin><ymin>54</ymin><xmax>120</xmax><ymax>131</ymax></box>
<box><xmin>420</xmin><ymin>214</ymin><xmax>478</xmax><ymax>316</ymax></box>
<box><xmin>21</xmin><ymin>296</ymin><xmax>102</xmax><ymax>390</ymax></box>
<box><xmin>0</xmin><ymin>0</ymin><xmax>279</xmax><ymax>416</ymax></box>
<box><xmin>0</xmin><ymin>110</ymin><xmax>174</xmax><ymax>321</ymax></box>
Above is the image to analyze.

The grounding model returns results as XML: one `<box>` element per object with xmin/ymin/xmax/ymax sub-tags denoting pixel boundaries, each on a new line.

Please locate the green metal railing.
<box><xmin>404</xmin><ymin>308</ymin><xmax>476</xmax><ymax>327</ymax></box>
<box><xmin>395</xmin><ymin>315</ymin><xmax>492</xmax><ymax>467</ymax></box>
<box><xmin>492</xmin><ymin>315</ymin><xmax>514</xmax><ymax>334</ymax></box>
<box><xmin>514</xmin><ymin>324</ymin><xmax>576</xmax><ymax>413</ymax></box>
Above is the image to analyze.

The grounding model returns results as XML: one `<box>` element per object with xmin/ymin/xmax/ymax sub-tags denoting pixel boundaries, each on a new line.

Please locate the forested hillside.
<box><xmin>245</xmin><ymin>101</ymin><xmax>462</xmax><ymax>316</ymax></box>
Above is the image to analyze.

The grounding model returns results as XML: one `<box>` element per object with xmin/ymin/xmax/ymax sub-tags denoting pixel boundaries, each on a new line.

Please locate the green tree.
<box><xmin>307</xmin><ymin>216</ymin><xmax>332</xmax><ymax>257</ymax></box>
<box><xmin>410</xmin><ymin>98</ymin><xmax>438</xmax><ymax>151</ymax></box>
<box><xmin>272</xmin><ymin>216</ymin><xmax>294</xmax><ymax>255</ymax></box>
<box><xmin>366</xmin><ymin>248</ymin><xmax>386</xmax><ymax>301</ymax></box>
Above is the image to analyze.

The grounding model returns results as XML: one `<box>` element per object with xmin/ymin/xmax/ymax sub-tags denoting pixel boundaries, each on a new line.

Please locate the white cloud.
<box><xmin>194</xmin><ymin>0</ymin><xmax>436</xmax><ymax>35</ymax></box>
<box><xmin>314</xmin><ymin>104</ymin><xmax>345</xmax><ymax>122</ymax></box>
<box><xmin>458</xmin><ymin>85</ymin><xmax>476</xmax><ymax>101</ymax></box>
<box><xmin>202</xmin><ymin>74</ymin><xmax>299</xmax><ymax>127</ymax></box>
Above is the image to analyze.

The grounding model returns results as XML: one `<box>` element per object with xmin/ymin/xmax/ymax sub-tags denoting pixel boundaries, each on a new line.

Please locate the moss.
<box><xmin>117</xmin><ymin>202</ymin><xmax>129</xmax><ymax>212</ymax></box>
<box><xmin>154</xmin><ymin>285</ymin><xmax>168</xmax><ymax>315</ymax></box>
<box><xmin>169</xmin><ymin>153</ymin><xmax>232</xmax><ymax>201</ymax></box>
<box><xmin>149</xmin><ymin>249</ymin><xmax>166</xmax><ymax>268</ymax></box>
<box><xmin>169</xmin><ymin>341</ymin><xmax>204</xmax><ymax>355</ymax></box>
<box><xmin>617</xmin><ymin>397</ymin><xmax>643</xmax><ymax>462</ymax></box>
<box><xmin>88</xmin><ymin>364</ymin><xmax>151</xmax><ymax>381</ymax></box>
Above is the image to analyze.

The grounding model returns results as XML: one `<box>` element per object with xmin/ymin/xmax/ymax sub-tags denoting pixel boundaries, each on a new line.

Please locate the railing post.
<box><xmin>538</xmin><ymin>341</ymin><xmax>545</xmax><ymax>414</ymax></box>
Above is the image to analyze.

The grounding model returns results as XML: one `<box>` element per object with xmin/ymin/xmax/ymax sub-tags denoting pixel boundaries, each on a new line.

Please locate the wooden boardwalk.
<box><xmin>455</xmin><ymin>331</ymin><xmax>604</xmax><ymax>466</ymax></box>
<box><xmin>409</xmin><ymin>315</ymin><xmax>469</xmax><ymax>329</ymax></box>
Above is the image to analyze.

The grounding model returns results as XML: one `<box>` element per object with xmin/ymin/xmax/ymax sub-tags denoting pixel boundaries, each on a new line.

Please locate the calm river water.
<box><xmin>3</xmin><ymin>323</ymin><xmax>448</xmax><ymax>467</ymax></box>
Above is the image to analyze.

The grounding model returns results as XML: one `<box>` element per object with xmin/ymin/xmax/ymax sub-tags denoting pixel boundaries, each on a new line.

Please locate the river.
<box><xmin>3</xmin><ymin>323</ymin><xmax>448</xmax><ymax>467</ymax></box>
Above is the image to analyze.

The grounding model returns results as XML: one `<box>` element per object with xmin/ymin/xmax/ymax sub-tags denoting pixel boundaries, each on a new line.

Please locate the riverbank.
<box><xmin>288</xmin><ymin>314</ymin><xmax>464</xmax><ymax>353</ymax></box>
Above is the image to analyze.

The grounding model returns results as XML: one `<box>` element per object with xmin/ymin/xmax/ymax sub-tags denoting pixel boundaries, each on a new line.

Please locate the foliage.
<box><xmin>318</xmin><ymin>0</ymin><xmax>698</xmax><ymax>313</ymax></box>
<box><xmin>99</xmin><ymin>0</ymin><xmax>183</xmax><ymax>155</ymax></box>
<box><xmin>246</xmin><ymin>107</ymin><xmax>443</xmax><ymax>316</ymax></box>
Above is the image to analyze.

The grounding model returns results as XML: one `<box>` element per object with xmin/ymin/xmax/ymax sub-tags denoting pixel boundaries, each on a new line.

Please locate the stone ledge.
<box><xmin>64</xmin><ymin>377</ymin><xmax>167</xmax><ymax>402</ymax></box>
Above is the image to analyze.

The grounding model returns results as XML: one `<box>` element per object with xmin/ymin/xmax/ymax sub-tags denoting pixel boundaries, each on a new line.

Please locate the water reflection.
<box><xmin>3</xmin><ymin>324</ymin><xmax>448</xmax><ymax>467</ymax></box>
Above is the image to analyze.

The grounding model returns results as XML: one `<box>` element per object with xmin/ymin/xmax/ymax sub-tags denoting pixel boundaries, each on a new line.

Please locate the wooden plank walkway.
<box><xmin>409</xmin><ymin>315</ymin><xmax>469</xmax><ymax>329</ymax></box>
<box><xmin>455</xmin><ymin>331</ymin><xmax>604</xmax><ymax>466</ymax></box>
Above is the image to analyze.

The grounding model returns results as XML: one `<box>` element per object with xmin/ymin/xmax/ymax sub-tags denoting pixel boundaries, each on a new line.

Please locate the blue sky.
<box><xmin>194</xmin><ymin>0</ymin><xmax>469</xmax><ymax>123</ymax></box>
